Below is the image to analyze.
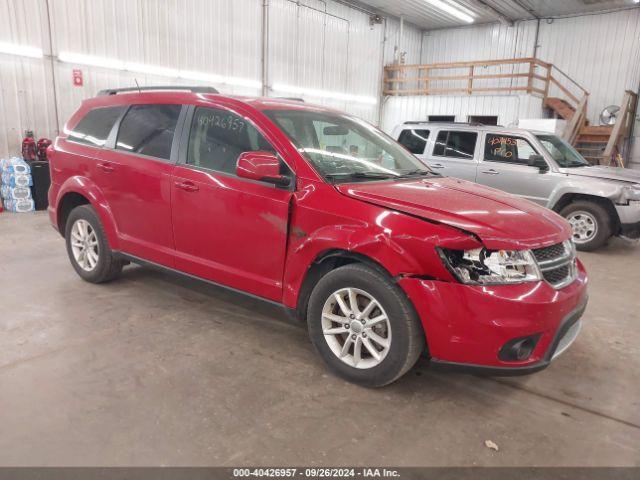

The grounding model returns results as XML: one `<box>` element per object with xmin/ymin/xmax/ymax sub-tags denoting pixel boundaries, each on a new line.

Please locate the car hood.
<box><xmin>336</xmin><ymin>177</ymin><xmax>571</xmax><ymax>250</ymax></box>
<box><xmin>560</xmin><ymin>165</ymin><xmax>640</xmax><ymax>184</ymax></box>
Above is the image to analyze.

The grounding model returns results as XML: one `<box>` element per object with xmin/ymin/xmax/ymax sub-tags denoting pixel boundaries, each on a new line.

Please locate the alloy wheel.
<box><xmin>321</xmin><ymin>287</ymin><xmax>392</xmax><ymax>369</ymax></box>
<box><xmin>70</xmin><ymin>219</ymin><xmax>100</xmax><ymax>271</ymax></box>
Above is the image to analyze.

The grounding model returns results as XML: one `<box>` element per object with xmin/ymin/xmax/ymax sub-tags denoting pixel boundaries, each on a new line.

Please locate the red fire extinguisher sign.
<box><xmin>72</xmin><ymin>69</ymin><xmax>83</xmax><ymax>87</ymax></box>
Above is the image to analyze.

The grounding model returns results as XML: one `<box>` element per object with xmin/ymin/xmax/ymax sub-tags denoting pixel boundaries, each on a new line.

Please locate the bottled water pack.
<box><xmin>4</xmin><ymin>198</ymin><xmax>35</xmax><ymax>213</ymax></box>
<box><xmin>1</xmin><ymin>157</ymin><xmax>34</xmax><ymax>212</ymax></box>
<box><xmin>2</xmin><ymin>171</ymin><xmax>33</xmax><ymax>187</ymax></box>
<box><xmin>1</xmin><ymin>185</ymin><xmax>32</xmax><ymax>200</ymax></box>
<box><xmin>0</xmin><ymin>157</ymin><xmax>31</xmax><ymax>175</ymax></box>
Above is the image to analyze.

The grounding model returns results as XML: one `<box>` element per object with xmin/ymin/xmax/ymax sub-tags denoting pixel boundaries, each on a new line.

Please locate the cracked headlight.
<box><xmin>622</xmin><ymin>184</ymin><xmax>640</xmax><ymax>202</ymax></box>
<box><xmin>439</xmin><ymin>248</ymin><xmax>542</xmax><ymax>285</ymax></box>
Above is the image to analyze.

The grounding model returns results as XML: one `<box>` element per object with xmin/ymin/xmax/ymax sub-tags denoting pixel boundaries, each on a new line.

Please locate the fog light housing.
<box><xmin>498</xmin><ymin>334</ymin><xmax>541</xmax><ymax>362</ymax></box>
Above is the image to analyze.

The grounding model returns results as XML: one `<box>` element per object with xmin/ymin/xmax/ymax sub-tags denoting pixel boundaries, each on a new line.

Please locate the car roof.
<box><xmin>399</xmin><ymin>122</ymin><xmax>550</xmax><ymax>136</ymax></box>
<box><xmin>85</xmin><ymin>87</ymin><xmax>340</xmax><ymax>114</ymax></box>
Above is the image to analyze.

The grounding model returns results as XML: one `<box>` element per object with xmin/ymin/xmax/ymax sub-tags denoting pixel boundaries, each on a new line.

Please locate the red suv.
<box><xmin>48</xmin><ymin>86</ymin><xmax>588</xmax><ymax>386</ymax></box>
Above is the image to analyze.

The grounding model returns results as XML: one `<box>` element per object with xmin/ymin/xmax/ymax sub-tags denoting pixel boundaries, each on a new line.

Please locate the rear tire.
<box><xmin>307</xmin><ymin>264</ymin><xmax>425</xmax><ymax>387</ymax></box>
<box><xmin>65</xmin><ymin>205</ymin><xmax>123</xmax><ymax>283</ymax></box>
<box><xmin>560</xmin><ymin>200</ymin><xmax>612</xmax><ymax>251</ymax></box>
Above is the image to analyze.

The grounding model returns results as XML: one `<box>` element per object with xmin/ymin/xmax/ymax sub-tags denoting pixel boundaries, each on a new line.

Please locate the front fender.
<box><xmin>56</xmin><ymin>176</ymin><xmax>120</xmax><ymax>249</ymax></box>
<box><xmin>281</xmin><ymin>190</ymin><xmax>478</xmax><ymax>309</ymax></box>
<box><xmin>548</xmin><ymin>177</ymin><xmax>626</xmax><ymax>210</ymax></box>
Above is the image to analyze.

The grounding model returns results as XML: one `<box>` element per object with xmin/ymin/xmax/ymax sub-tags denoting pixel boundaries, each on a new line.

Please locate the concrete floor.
<box><xmin>0</xmin><ymin>211</ymin><xmax>639</xmax><ymax>467</ymax></box>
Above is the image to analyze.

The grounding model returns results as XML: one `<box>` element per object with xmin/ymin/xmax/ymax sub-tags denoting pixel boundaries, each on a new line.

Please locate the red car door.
<box><xmin>171</xmin><ymin>105</ymin><xmax>293</xmax><ymax>301</ymax></box>
<box><xmin>95</xmin><ymin>104</ymin><xmax>184</xmax><ymax>267</ymax></box>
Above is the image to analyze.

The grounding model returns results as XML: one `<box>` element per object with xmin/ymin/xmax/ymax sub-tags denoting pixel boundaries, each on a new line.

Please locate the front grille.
<box><xmin>542</xmin><ymin>264</ymin><xmax>570</xmax><ymax>285</ymax></box>
<box><xmin>532</xmin><ymin>243</ymin><xmax>566</xmax><ymax>262</ymax></box>
<box><xmin>532</xmin><ymin>241</ymin><xmax>577</xmax><ymax>289</ymax></box>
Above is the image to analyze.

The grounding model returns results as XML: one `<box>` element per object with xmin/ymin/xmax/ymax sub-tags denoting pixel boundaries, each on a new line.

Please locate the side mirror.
<box><xmin>236</xmin><ymin>151</ymin><xmax>290</xmax><ymax>187</ymax></box>
<box><xmin>528</xmin><ymin>154</ymin><xmax>549</xmax><ymax>172</ymax></box>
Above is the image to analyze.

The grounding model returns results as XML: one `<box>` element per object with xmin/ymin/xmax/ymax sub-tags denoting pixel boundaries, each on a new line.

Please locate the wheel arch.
<box><xmin>551</xmin><ymin>192</ymin><xmax>621</xmax><ymax>233</ymax></box>
<box><xmin>55</xmin><ymin>176</ymin><xmax>120</xmax><ymax>248</ymax></box>
<box><xmin>294</xmin><ymin>249</ymin><xmax>401</xmax><ymax>323</ymax></box>
<box><xmin>57</xmin><ymin>191</ymin><xmax>90</xmax><ymax>236</ymax></box>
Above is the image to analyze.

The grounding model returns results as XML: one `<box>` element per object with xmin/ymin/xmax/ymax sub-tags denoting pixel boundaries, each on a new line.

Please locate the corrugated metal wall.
<box><xmin>536</xmin><ymin>10</ymin><xmax>640</xmax><ymax>128</ymax></box>
<box><xmin>1</xmin><ymin>0</ymin><xmax>413</xmax><ymax>157</ymax></box>
<box><xmin>381</xmin><ymin>94</ymin><xmax>543</xmax><ymax>132</ymax></box>
<box><xmin>406</xmin><ymin>9</ymin><xmax>640</xmax><ymax>127</ymax></box>
<box><xmin>0</xmin><ymin>0</ymin><xmax>58</xmax><ymax>156</ymax></box>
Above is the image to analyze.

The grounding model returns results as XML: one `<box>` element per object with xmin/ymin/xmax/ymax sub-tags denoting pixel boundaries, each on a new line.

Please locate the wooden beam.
<box><xmin>384</xmin><ymin>57</ymin><xmax>536</xmax><ymax>71</ymax></box>
<box><xmin>549</xmin><ymin>76</ymin><xmax>579</xmax><ymax>105</ymax></box>
<box><xmin>603</xmin><ymin>90</ymin><xmax>638</xmax><ymax>164</ymax></box>
<box><xmin>563</xmin><ymin>95</ymin><xmax>588</xmax><ymax>144</ymax></box>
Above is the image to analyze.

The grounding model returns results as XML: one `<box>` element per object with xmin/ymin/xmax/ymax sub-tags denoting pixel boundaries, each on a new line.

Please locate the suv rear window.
<box><xmin>116</xmin><ymin>104</ymin><xmax>182</xmax><ymax>160</ymax></box>
<box><xmin>67</xmin><ymin>106</ymin><xmax>125</xmax><ymax>147</ymax></box>
<box><xmin>433</xmin><ymin>131</ymin><xmax>477</xmax><ymax>159</ymax></box>
<box><xmin>398</xmin><ymin>129</ymin><xmax>429</xmax><ymax>154</ymax></box>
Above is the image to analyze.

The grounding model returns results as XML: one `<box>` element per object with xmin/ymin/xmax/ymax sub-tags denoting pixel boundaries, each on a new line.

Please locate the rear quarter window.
<box><xmin>67</xmin><ymin>106</ymin><xmax>125</xmax><ymax>147</ymax></box>
<box><xmin>116</xmin><ymin>104</ymin><xmax>182</xmax><ymax>160</ymax></box>
<box><xmin>397</xmin><ymin>129</ymin><xmax>430</xmax><ymax>154</ymax></box>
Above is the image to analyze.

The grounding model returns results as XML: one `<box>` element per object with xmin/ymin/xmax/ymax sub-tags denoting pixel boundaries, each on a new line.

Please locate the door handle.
<box><xmin>96</xmin><ymin>162</ymin><xmax>115</xmax><ymax>173</ymax></box>
<box><xmin>174</xmin><ymin>180</ymin><xmax>199</xmax><ymax>192</ymax></box>
<box><xmin>481</xmin><ymin>169</ymin><xmax>500</xmax><ymax>175</ymax></box>
<box><xmin>430</xmin><ymin>163</ymin><xmax>445</xmax><ymax>169</ymax></box>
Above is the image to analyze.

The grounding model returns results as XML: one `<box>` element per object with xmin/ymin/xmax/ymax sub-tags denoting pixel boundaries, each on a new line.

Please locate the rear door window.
<box><xmin>397</xmin><ymin>129</ymin><xmax>430</xmax><ymax>154</ymax></box>
<box><xmin>433</xmin><ymin>131</ymin><xmax>477</xmax><ymax>159</ymax></box>
<box><xmin>67</xmin><ymin>106</ymin><xmax>125</xmax><ymax>147</ymax></box>
<box><xmin>116</xmin><ymin>104</ymin><xmax>182</xmax><ymax>160</ymax></box>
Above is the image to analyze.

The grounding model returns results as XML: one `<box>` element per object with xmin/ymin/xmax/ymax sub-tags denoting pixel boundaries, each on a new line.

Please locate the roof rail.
<box><xmin>277</xmin><ymin>97</ymin><xmax>305</xmax><ymax>102</ymax></box>
<box><xmin>403</xmin><ymin>120</ymin><xmax>487</xmax><ymax>126</ymax></box>
<box><xmin>97</xmin><ymin>86</ymin><xmax>219</xmax><ymax>96</ymax></box>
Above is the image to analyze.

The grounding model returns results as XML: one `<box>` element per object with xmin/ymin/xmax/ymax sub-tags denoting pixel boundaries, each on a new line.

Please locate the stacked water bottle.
<box><xmin>1</xmin><ymin>157</ymin><xmax>35</xmax><ymax>213</ymax></box>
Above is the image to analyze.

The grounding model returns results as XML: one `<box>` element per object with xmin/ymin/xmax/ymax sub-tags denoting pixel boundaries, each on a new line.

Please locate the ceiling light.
<box><xmin>0</xmin><ymin>41</ymin><xmax>43</xmax><ymax>59</ymax></box>
<box><xmin>272</xmin><ymin>83</ymin><xmax>377</xmax><ymax>105</ymax></box>
<box><xmin>57</xmin><ymin>51</ymin><xmax>261</xmax><ymax>90</ymax></box>
<box><xmin>425</xmin><ymin>0</ymin><xmax>475</xmax><ymax>23</ymax></box>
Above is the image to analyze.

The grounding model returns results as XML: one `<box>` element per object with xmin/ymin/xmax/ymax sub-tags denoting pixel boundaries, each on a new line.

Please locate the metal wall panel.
<box><xmin>384</xmin><ymin>16</ymin><xmax>423</xmax><ymax>66</ymax></box>
<box><xmin>0</xmin><ymin>0</ymin><xmax>57</xmax><ymax>156</ymax></box>
<box><xmin>382</xmin><ymin>9</ymin><xmax>640</xmax><ymax>140</ymax></box>
<box><xmin>50</xmin><ymin>0</ymin><xmax>264</xmax><ymax>125</ymax></box>
<box><xmin>1</xmin><ymin>0</ymin><xmax>396</xmax><ymax>156</ymax></box>
<box><xmin>536</xmin><ymin>9</ymin><xmax>640</xmax><ymax>126</ymax></box>
<box><xmin>381</xmin><ymin>94</ymin><xmax>542</xmax><ymax>133</ymax></box>
<box><xmin>268</xmin><ymin>0</ymin><xmax>388</xmax><ymax>123</ymax></box>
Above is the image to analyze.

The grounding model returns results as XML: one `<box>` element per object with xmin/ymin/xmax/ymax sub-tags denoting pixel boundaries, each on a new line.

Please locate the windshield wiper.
<box><xmin>325</xmin><ymin>171</ymin><xmax>398</xmax><ymax>182</ymax></box>
<box><xmin>563</xmin><ymin>161</ymin><xmax>589</xmax><ymax>168</ymax></box>
<box><xmin>398</xmin><ymin>169</ymin><xmax>441</xmax><ymax>177</ymax></box>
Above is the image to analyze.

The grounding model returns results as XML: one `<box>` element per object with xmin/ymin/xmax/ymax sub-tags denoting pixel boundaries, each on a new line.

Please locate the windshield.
<box><xmin>536</xmin><ymin>134</ymin><xmax>589</xmax><ymax>168</ymax></box>
<box><xmin>263</xmin><ymin>109</ymin><xmax>435</xmax><ymax>182</ymax></box>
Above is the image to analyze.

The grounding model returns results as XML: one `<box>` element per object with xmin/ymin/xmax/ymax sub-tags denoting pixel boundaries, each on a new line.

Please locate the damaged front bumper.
<box><xmin>616</xmin><ymin>201</ymin><xmax>640</xmax><ymax>239</ymax></box>
<box><xmin>397</xmin><ymin>259</ymin><xmax>589</xmax><ymax>375</ymax></box>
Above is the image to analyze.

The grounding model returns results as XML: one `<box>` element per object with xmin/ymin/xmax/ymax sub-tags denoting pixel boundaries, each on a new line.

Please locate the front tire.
<box><xmin>65</xmin><ymin>205</ymin><xmax>123</xmax><ymax>283</ymax></box>
<box><xmin>307</xmin><ymin>264</ymin><xmax>425</xmax><ymax>387</ymax></box>
<box><xmin>560</xmin><ymin>200</ymin><xmax>612</xmax><ymax>251</ymax></box>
